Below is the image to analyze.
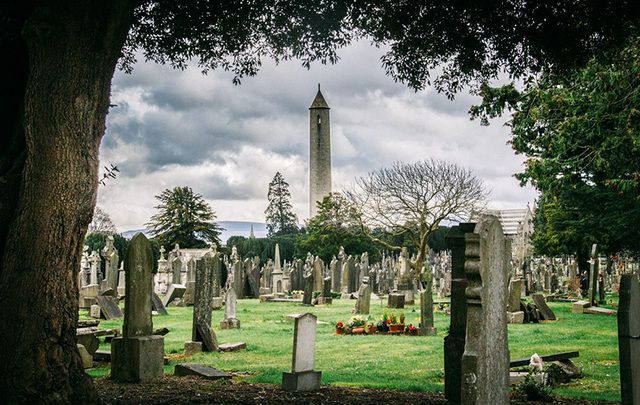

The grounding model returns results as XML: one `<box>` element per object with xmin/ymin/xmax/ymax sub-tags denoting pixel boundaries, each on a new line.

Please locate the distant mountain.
<box><xmin>120</xmin><ymin>221</ymin><xmax>268</xmax><ymax>245</ymax></box>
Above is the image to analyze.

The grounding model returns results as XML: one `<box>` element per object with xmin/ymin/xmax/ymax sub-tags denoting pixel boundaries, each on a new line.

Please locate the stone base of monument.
<box><xmin>220</xmin><ymin>318</ymin><xmax>240</xmax><ymax>329</ymax></box>
<box><xmin>317</xmin><ymin>297</ymin><xmax>333</xmax><ymax>305</ymax></box>
<box><xmin>111</xmin><ymin>335</ymin><xmax>164</xmax><ymax>382</ymax></box>
<box><xmin>211</xmin><ymin>297</ymin><xmax>223</xmax><ymax>310</ymax></box>
<box><xmin>184</xmin><ymin>341</ymin><xmax>203</xmax><ymax>356</ymax></box>
<box><xmin>507</xmin><ymin>311</ymin><xmax>525</xmax><ymax>324</ymax></box>
<box><xmin>419</xmin><ymin>326</ymin><xmax>437</xmax><ymax>336</ymax></box>
<box><xmin>571</xmin><ymin>300</ymin><xmax>590</xmax><ymax>314</ymax></box>
<box><xmin>218</xmin><ymin>342</ymin><xmax>246</xmax><ymax>352</ymax></box>
<box><xmin>282</xmin><ymin>370</ymin><xmax>322</xmax><ymax>392</ymax></box>
<box><xmin>259</xmin><ymin>294</ymin><xmax>274</xmax><ymax>302</ymax></box>
<box><xmin>259</xmin><ymin>287</ymin><xmax>272</xmax><ymax>295</ymax></box>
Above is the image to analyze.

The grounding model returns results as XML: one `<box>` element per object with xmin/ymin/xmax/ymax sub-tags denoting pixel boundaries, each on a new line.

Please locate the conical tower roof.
<box><xmin>309</xmin><ymin>84</ymin><xmax>330</xmax><ymax>109</ymax></box>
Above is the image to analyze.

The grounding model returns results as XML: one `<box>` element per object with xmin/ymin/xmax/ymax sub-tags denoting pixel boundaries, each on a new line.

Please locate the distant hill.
<box><xmin>120</xmin><ymin>221</ymin><xmax>268</xmax><ymax>245</ymax></box>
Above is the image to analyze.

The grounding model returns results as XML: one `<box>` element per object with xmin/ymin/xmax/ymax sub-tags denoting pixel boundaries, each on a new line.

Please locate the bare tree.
<box><xmin>87</xmin><ymin>206</ymin><xmax>117</xmax><ymax>235</ymax></box>
<box><xmin>346</xmin><ymin>159</ymin><xmax>487</xmax><ymax>331</ymax></box>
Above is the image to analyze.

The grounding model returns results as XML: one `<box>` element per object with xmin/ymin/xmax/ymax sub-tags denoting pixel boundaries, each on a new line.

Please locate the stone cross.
<box><xmin>89</xmin><ymin>250</ymin><xmax>101</xmax><ymax>285</ymax></box>
<box><xmin>460</xmin><ymin>215</ymin><xmax>510</xmax><ymax>405</ymax></box>
<box><xmin>111</xmin><ymin>233</ymin><xmax>164</xmax><ymax>382</ymax></box>
<box><xmin>618</xmin><ymin>273</ymin><xmax>640</xmax><ymax>405</ymax></box>
<box><xmin>282</xmin><ymin>313</ymin><xmax>321</xmax><ymax>391</ymax></box>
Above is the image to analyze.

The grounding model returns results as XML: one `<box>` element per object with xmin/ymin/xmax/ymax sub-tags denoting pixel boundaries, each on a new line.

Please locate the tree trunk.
<box><xmin>0</xmin><ymin>2</ymin><xmax>133</xmax><ymax>403</ymax></box>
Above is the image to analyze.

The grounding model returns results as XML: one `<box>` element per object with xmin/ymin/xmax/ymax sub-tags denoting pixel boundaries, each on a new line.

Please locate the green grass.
<box><xmin>85</xmin><ymin>296</ymin><xmax>621</xmax><ymax>402</ymax></box>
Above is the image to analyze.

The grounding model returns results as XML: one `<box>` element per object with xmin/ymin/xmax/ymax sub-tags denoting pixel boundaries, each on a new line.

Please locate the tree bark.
<box><xmin>0</xmin><ymin>2</ymin><xmax>133</xmax><ymax>403</ymax></box>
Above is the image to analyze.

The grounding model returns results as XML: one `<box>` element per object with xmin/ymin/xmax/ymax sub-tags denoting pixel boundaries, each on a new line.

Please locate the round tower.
<box><xmin>309</xmin><ymin>84</ymin><xmax>332</xmax><ymax>217</ymax></box>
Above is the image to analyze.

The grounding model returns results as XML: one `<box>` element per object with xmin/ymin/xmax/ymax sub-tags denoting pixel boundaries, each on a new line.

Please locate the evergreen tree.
<box><xmin>265</xmin><ymin>172</ymin><xmax>299</xmax><ymax>236</ymax></box>
<box><xmin>146</xmin><ymin>186</ymin><xmax>223</xmax><ymax>249</ymax></box>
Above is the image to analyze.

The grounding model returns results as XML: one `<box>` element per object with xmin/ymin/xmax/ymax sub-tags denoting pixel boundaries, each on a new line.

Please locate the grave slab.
<box><xmin>174</xmin><ymin>363</ymin><xmax>232</xmax><ymax>379</ymax></box>
<box><xmin>218</xmin><ymin>342</ymin><xmax>247</xmax><ymax>352</ymax></box>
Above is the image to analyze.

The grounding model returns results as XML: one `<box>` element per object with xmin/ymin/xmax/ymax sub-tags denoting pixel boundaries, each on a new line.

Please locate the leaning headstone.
<box><xmin>219</xmin><ymin>288</ymin><xmax>240</xmax><ymax>329</ymax></box>
<box><xmin>94</xmin><ymin>295</ymin><xmax>123</xmax><ymax>320</ymax></box>
<box><xmin>387</xmin><ymin>293</ymin><xmax>405</xmax><ymax>309</ymax></box>
<box><xmin>188</xmin><ymin>251</ymin><xmax>219</xmax><ymax>352</ymax></box>
<box><xmin>151</xmin><ymin>292</ymin><xmax>168</xmax><ymax>316</ymax></box>
<box><xmin>532</xmin><ymin>294</ymin><xmax>556</xmax><ymax>320</ymax></box>
<box><xmin>444</xmin><ymin>223</ymin><xmax>475</xmax><ymax>404</ymax></box>
<box><xmin>282</xmin><ymin>313</ymin><xmax>322</xmax><ymax>392</ymax></box>
<box><xmin>618</xmin><ymin>273</ymin><xmax>640</xmax><ymax>405</ymax></box>
<box><xmin>111</xmin><ymin>233</ymin><xmax>164</xmax><ymax>382</ymax></box>
<box><xmin>460</xmin><ymin>215</ymin><xmax>510</xmax><ymax>405</ymax></box>
<box><xmin>162</xmin><ymin>284</ymin><xmax>186</xmax><ymax>307</ymax></box>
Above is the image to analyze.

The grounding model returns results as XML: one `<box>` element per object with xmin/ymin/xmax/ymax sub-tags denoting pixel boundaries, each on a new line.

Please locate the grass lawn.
<box><xmin>85</xmin><ymin>295</ymin><xmax>620</xmax><ymax>402</ymax></box>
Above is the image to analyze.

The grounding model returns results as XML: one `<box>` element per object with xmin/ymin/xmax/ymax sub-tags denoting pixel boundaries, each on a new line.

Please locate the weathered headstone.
<box><xmin>162</xmin><ymin>284</ymin><xmax>186</xmax><ymax>307</ymax></box>
<box><xmin>387</xmin><ymin>293</ymin><xmax>405</xmax><ymax>309</ymax></box>
<box><xmin>588</xmin><ymin>244</ymin><xmax>598</xmax><ymax>306</ymax></box>
<box><xmin>111</xmin><ymin>233</ymin><xmax>164</xmax><ymax>382</ymax></box>
<box><xmin>94</xmin><ymin>295</ymin><xmax>123</xmax><ymax>320</ymax></box>
<box><xmin>282</xmin><ymin>313</ymin><xmax>321</xmax><ymax>392</ymax></box>
<box><xmin>172</xmin><ymin>256</ymin><xmax>182</xmax><ymax>285</ymax></box>
<box><xmin>532</xmin><ymin>294</ymin><xmax>556</xmax><ymax>321</ymax></box>
<box><xmin>618</xmin><ymin>273</ymin><xmax>640</xmax><ymax>405</ymax></box>
<box><xmin>302</xmin><ymin>270</ymin><xmax>314</xmax><ymax>306</ymax></box>
<box><xmin>460</xmin><ymin>215</ymin><xmax>510</xmax><ymax>405</ymax></box>
<box><xmin>151</xmin><ymin>292</ymin><xmax>168</xmax><ymax>315</ymax></box>
<box><xmin>317</xmin><ymin>276</ymin><xmax>333</xmax><ymax>305</ymax></box>
<box><xmin>188</xmin><ymin>251</ymin><xmax>219</xmax><ymax>352</ymax></box>
<box><xmin>508</xmin><ymin>278</ymin><xmax>523</xmax><ymax>312</ymax></box>
<box><xmin>220</xmin><ymin>288</ymin><xmax>240</xmax><ymax>329</ymax></box>
<box><xmin>419</xmin><ymin>289</ymin><xmax>436</xmax><ymax>335</ymax></box>
<box><xmin>354</xmin><ymin>277</ymin><xmax>372</xmax><ymax>314</ymax></box>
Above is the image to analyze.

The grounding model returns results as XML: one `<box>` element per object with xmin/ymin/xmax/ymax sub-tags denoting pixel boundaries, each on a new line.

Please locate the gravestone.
<box><xmin>508</xmin><ymin>278</ymin><xmax>523</xmax><ymax>312</ymax></box>
<box><xmin>419</xmin><ymin>289</ymin><xmax>436</xmax><ymax>335</ymax></box>
<box><xmin>618</xmin><ymin>273</ymin><xmax>640</xmax><ymax>405</ymax></box>
<box><xmin>102</xmin><ymin>235</ymin><xmax>119</xmax><ymax>294</ymax></box>
<box><xmin>151</xmin><ymin>292</ymin><xmax>168</xmax><ymax>316</ymax></box>
<box><xmin>111</xmin><ymin>233</ymin><xmax>164</xmax><ymax>382</ymax></box>
<box><xmin>188</xmin><ymin>251</ymin><xmax>219</xmax><ymax>352</ymax></box>
<box><xmin>387</xmin><ymin>293</ymin><xmax>405</xmax><ymax>309</ymax></box>
<box><xmin>588</xmin><ymin>244</ymin><xmax>598</xmax><ymax>306</ymax></box>
<box><xmin>174</xmin><ymin>363</ymin><xmax>231</xmax><ymax>380</ymax></box>
<box><xmin>282</xmin><ymin>313</ymin><xmax>322</xmax><ymax>392</ymax></box>
<box><xmin>354</xmin><ymin>277</ymin><xmax>372</xmax><ymax>314</ymax></box>
<box><xmin>313</xmin><ymin>256</ymin><xmax>324</xmax><ymax>292</ymax></box>
<box><xmin>302</xmin><ymin>270</ymin><xmax>314</xmax><ymax>306</ymax></box>
<box><xmin>94</xmin><ymin>295</ymin><xmax>123</xmax><ymax>320</ymax></box>
<box><xmin>318</xmin><ymin>277</ymin><xmax>333</xmax><ymax>305</ymax></box>
<box><xmin>220</xmin><ymin>288</ymin><xmax>240</xmax><ymax>329</ymax></box>
<box><xmin>460</xmin><ymin>215</ymin><xmax>510</xmax><ymax>405</ymax></box>
<box><xmin>532</xmin><ymin>294</ymin><xmax>556</xmax><ymax>321</ymax></box>
<box><xmin>162</xmin><ymin>284</ymin><xmax>186</xmax><ymax>307</ymax></box>
<box><xmin>172</xmin><ymin>256</ymin><xmax>182</xmax><ymax>285</ymax></box>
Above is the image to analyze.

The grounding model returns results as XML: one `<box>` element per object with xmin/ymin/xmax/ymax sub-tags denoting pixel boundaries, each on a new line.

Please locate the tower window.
<box><xmin>317</xmin><ymin>115</ymin><xmax>321</xmax><ymax>125</ymax></box>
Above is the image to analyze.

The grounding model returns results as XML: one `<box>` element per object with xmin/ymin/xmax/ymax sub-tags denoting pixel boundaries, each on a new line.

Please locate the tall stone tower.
<box><xmin>309</xmin><ymin>84</ymin><xmax>332</xmax><ymax>217</ymax></box>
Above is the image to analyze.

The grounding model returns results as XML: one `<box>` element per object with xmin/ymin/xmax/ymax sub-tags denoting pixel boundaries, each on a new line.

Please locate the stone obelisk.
<box><xmin>309</xmin><ymin>84</ymin><xmax>332</xmax><ymax>217</ymax></box>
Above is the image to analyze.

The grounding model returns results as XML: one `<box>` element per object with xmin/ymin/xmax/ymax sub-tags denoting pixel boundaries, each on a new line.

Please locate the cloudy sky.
<box><xmin>98</xmin><ymin>40</ymin><xmax>537</xmax><ymax>232</ymax></box>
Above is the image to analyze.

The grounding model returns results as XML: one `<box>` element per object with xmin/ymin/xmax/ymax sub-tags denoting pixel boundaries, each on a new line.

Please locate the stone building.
<box><xmin>471</xmin><ymin>206</ymin><xmax>534</xmax><ymax>265</ymax></box>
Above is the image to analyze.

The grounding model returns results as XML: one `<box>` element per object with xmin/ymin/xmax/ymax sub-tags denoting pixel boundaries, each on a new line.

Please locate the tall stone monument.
<box><xmin>111</xmin><ymin>233</ymin><xmax>164</xmax><ymax>382</ymax></box>
<box><xmin>309</xmin><ymin>84</ymin><xmax>331</xmax><ymax>217</ymax></box>
<box><xmin>460</xmin><ymin>216</ymin><xmax>510</xmax><ymax>405</ymax></box>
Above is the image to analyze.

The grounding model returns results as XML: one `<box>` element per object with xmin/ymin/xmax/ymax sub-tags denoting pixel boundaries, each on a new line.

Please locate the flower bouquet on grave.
<box><xmin>335</xmin><ymin>321</ymin><xmax>346</xmax><ymax>335</ymax></box>
<box><xmin>366</xmin><ymin>322</ymin><xmax>377</xmax><ymax>335</ymax></box>
<box><xmin>405</xmin><ymin>324</ymin><xmax>418</xmax><ymax>335</ymax></box>
<box><xmin>388</xmin><ymin>312</ymin><xmax>405</xmax><ymax>333</ymax></box>
<box><xmin>346</xmin><ymin>315</ymin><xmax>367</xmax><ymax>334</ymax></box>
